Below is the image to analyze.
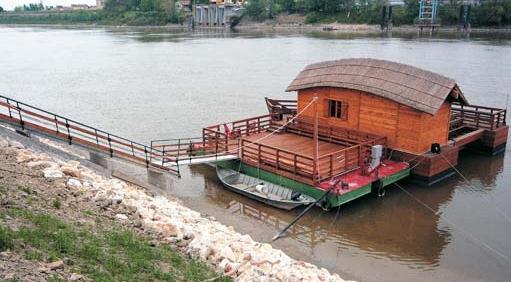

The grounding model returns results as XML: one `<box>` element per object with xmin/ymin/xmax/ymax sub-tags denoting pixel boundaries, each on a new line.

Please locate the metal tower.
<box><xmin>418</xmin><ymin>0</ymin><xmax>439</xmax><ymax>24</ymax></box>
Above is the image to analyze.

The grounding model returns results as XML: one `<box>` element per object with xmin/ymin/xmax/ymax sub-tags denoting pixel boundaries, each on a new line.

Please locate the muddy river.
<box><xmin>1</xmin><ymin>26</ymin><xmax>510</xmax><ymax>282</ymax></box>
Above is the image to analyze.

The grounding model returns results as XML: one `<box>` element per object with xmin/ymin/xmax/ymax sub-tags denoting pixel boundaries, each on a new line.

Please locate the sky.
<box><xmin>0</xmin><ymin>0</ymin><xmax>96</xmax><ymax>10</ymax></box>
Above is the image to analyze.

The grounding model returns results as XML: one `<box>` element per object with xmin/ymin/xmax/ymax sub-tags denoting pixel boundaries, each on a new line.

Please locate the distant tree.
<box><xmin>13</xmin><ymin>2</ymin><xmax>46</xmax><ymax>11</ymax></box>
<box><xmin>246</xmin><ymin>0</ymin><xmax>267</xmax><ymax>19</ymax></box>
<box><xmin>0</xmin><ymin>6</ymin><xmax>4</xmax><ymax>12</ymax></box>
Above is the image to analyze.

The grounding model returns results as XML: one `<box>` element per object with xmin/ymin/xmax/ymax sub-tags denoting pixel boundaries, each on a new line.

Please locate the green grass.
<box><xmin>52</xmin><ymin>199</ymin><xmax>61</xmax><ymax>209</ymax></box>
<box><xmin>0</xmin><ymin>209</ymin><xmax>230</xmax><ymax>281</ymax></box>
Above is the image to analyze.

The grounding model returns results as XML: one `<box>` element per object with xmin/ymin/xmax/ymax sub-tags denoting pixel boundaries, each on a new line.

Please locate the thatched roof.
<box><xmin>286</xmin><ymin>58</ymin><xmax>468</xmax><ymax>115</ymax></box>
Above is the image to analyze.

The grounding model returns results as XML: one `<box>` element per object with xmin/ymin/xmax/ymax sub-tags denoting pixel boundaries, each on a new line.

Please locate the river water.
<box><xmin>1</xmin><ymin>26</ymin><xmax>510</xmax><ymax>282</ymax></box>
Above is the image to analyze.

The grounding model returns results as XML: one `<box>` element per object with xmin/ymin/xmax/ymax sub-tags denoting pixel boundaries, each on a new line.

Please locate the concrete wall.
<box><xmin>193</xmin><ymin>4</ymin><xmax>238</xmax><ymax>26</ymax></box>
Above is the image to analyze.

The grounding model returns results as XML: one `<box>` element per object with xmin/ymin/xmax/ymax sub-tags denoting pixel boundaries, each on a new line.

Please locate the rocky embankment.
<box><xmin>0</xmin><ymin>133</ymin><xmax>348</xmax><ymax>281</ymax></box>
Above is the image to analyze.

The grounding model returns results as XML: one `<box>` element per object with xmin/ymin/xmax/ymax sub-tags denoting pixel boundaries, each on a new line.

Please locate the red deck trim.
<box><xmin>317</xmin><ymin>160</ymin><xmax>409</xmax><ymax>195</ymax></box>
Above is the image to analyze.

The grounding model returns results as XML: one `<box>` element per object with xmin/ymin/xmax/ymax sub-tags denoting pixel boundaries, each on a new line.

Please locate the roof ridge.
<box><xmin>286</xmin><ymin>58</ymin><xmax>467</xmax><ymax>115</ymax></box>
<box><xmin>303</xmin><ymin>59</ymin><xmax>456</xmax><ymax>88</ymax></box>
<box><xmin>290</xmin><ymin>72</ymin><xmax>451</xmax><ymax>101</ymax></box>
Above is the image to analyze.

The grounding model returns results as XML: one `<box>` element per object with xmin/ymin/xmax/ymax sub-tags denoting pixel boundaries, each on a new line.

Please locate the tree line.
<box><xmin>2</xmin><ymin>0</ymin><xmax>511</xmax><ymax>27</ymax></box>
<box><xmin>14</xmin><ymin>3</ymin><xmax>46</xmax><ymax>11</ymax></box>
<box><xmin>1</xmin><ymin>0</ymin><xmax>186</xmax><ymax>25</ymax></box>
<box><xmin>246</xmin><ymin>0</ymin><xmax>511</xmax><ymax>27</ymax></box>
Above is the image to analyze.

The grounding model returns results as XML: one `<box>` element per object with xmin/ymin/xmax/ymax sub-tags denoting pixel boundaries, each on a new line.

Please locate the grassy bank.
<box><xmin>0</xmin><ymin>143</ymin><xmax>230</xmax><ymax>281</ymax></box>
<box><xmin>0</xmin><ymin>207</ymin><xmax>227</xmax><ymax>281</ymax></box>
<box><xmin>0</xmin><ymin>11</ymin><xmax>185</xmax><ymax>26</ymax></box>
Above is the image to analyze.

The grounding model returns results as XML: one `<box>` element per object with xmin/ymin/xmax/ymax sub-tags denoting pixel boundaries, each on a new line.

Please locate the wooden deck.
<box><xmin>239</xmin><ymin>131</ymin><xmax>365</xmax><ymax>185</ymax></box>
<box><xmin>242</xmin><ymin>132</ymin><xmax>347</xmax><ymax>157</ymax></box>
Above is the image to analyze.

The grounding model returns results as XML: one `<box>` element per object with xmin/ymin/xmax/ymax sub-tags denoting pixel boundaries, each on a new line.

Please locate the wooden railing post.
<box><xmin>329</xmin><ymin>155</ymin><xmax>333</xmax><ymax>179</ymax></box>
<box><xmin>65</xmin><ymin>119</ymin><xmax>72</xmax><ymax>145</ymax></box>
<box><xmin>107</xmin><ymin>133</ymin><xmax>113</xmax><ymax>157</ymax></box>
<box><xmin>144</xmin><ymin>146</ymin><xmax>149</xmax><ymax>168</ymax></box>
<box><xmin>215</xmin><ymin>132</ymin><xmax>219</xmax><ymax>155</ymax></box>
<box><xmin>6</xmin><ymin>98</ymin><xmax>12</xmax><ymax>118</ymax></box>
<box><xmin>276</xmin><ymin>149</ymin><xmax>280</xmax><ymax>169</ymax></box>
<box><xmin>257</xmin><ymin>144</ymin><xmax>262</xmax><ymax>166</ymax></box>
<box><xmin>293</xmin><ymin>155</ymin><xmax>297</xmax><ymax>175</ymax></box>
<box><xmin>54</xmin><ymin>116</ymin><xmax>59</xmax><ymax>134</ymax></box>
<box><xmin>15</xmin><ymin>102</ymin><xmax>24</xmax><ymax>130</ymax></box>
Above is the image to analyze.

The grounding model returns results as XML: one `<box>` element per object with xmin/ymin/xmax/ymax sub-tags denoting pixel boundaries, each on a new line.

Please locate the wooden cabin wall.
<box><xmin>296</xmin><ymin>87</ymin><xmax>451</xmax><ymax>154</ymax></box>
<box><xmin>297</xmin><ymin>87</ymin><xmax>361</xmax><ymax>129</ymax></box>
<box><xmin>417</xmin><ymin>102</ymin><xmax>451</xmax><ymax>153</ymax></box>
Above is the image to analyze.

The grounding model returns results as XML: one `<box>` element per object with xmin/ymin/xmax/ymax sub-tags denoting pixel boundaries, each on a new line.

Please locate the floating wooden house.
<box><xmin>286</xmin><ymin>59</ymin><xmax>508</xmax><ymax>184</ymax></box>
<box><xmin>197</xmin><ymin>58</ymin><xmax>507</xmax><ymax>209</ymax></box>
<box><xmin>0</xmin><ymin>58</ymin><xmax>507</xmax><ymax>210</ymax></box>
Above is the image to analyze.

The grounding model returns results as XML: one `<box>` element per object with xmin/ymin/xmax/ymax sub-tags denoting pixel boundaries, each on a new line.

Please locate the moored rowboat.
<box><xmin>216</xmin><ymin>166</ymin><xmax>316</xmax><ymax>210</ymax></box>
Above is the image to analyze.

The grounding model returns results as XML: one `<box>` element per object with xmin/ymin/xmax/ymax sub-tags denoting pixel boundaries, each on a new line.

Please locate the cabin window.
<box><xmin>327</xmin><ymin>100</ymin><xmax>348</xmax><ymax>120</ymax></box>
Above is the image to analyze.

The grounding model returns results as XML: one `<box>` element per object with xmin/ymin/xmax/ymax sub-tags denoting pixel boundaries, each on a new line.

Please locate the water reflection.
<box><xmin>456</xmin><ymin>151</ymin><xmax>505</xmax><ymax>187</ymax></box>
<box><xmin>192</xmin><ymin>166</ymin><xmax>445</xmax><ymax>268</ymax></box>
<box><xmin>184</xmin><ymin>144</ymin><xmax>508</xmax><ymax>274</ymax></box>
<box><xmin>107</xmin><ymin>28</ymin><xmax>511</xmax><ymax>44</ymax></box>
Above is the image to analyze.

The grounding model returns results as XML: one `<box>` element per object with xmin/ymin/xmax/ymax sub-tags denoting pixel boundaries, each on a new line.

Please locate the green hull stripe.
<box><xmin>213</xmin><ymin>160</ymin><xmax>409</xmax><ymax>208</ymax></box>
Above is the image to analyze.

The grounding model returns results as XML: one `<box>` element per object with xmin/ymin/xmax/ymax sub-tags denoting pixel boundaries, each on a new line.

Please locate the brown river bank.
<box><xmin>0</xmin><ymin>125</ymin><xmax>349</xmax><ymax>281</ymax></box>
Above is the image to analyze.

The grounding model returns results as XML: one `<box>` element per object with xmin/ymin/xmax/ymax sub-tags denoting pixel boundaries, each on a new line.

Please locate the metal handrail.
<box><xmin>0</xmin><ymin>95</ymin><xmax>178</xmax><ymax>175</ymax></box>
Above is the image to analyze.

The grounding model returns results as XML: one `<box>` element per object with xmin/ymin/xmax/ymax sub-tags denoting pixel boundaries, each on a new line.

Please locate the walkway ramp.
<box><xmin>0</xmin><ymin>95</ymin><xmax>178</xmax><ymax>175</ymax></box>
<box><xmin>150</xmin><ymin>137</ymin><xmax>239</xmax><ymax>170</ymax></box>
<box><xmin>169</xmin><ymin>155</ymin><xmax>238</xmax><ymax>166</ymax></box>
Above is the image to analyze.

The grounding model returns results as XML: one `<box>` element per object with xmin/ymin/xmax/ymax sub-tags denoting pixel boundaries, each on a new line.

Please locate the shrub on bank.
<box><xmin>249</xmin><ymin>0</ymin><xmax>511</xmax><ymax>27</ymax></box>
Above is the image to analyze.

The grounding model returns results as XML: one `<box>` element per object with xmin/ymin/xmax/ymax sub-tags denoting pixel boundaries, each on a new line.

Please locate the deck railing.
<box><xmin>0</xmin><ymin>95</ymin><xmax>177</xmax><ymax>174</ymax></box>
<box><xmin>240</xmin><ymin>120</ymin><xmax>386</xmax><ymax>185</ymax></box>
<box><xmin>240</xmin><ymin>138</ymin><xmax>315</xmax><ymax>180</ymax></box>
<box><xmin>198</xmin><ymin>113</ymin><xmax>386</xmax><ymax>184</ymax></box>
<box><xmin>286</xmin><ymin>117</ymin><xmax>386</xmax><ymax>146</ymax></box>
<box><xmin>240</xmin><ymin>138</ymin><xmax>383</xmax><ymax>185</ymax></box>
<box><xmin>201</xmin><ymin>114</ymin><xmax>276</xmax><ymax>152</ymax></box>
<box><xmin>450</xmin><ymin>102</ymin><xmax>507</xmax><ymax>131</ymax></box>
<box><xmin>151</xmin><ymin>114</ymin><xmax>277</xmax><ymax>163</ymax></box>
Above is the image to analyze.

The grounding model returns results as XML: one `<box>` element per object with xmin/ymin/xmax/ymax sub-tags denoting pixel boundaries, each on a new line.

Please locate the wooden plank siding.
<box><xmin>297</xmin><ymin>87</ymin><xmax>452</xmax><ymax>154</ymax></box>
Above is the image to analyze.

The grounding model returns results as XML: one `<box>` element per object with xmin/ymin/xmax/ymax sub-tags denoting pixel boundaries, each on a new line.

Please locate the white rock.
<box><xmin>16</xmin><ymin>150</ymin><xmax>33</xmax><ymax>163</ymax></box>
<box><xmin>61</xmin><ymin>166</ymin><xmax>82</xmax><ymax>178</ymax></box>
<box><xmin>115</xmin><ymin>214</ymin><xmax>128</xmax><ymax>220</ymax></box>
<box><xmin>43</xmin><ymin>167</ymin><xmax>64</xmax><ymax>178</ymax></box>
<box><xmin>8</xmin><ymin>140</ymin><xmax>24</xmax><ymax>149</ymax></box>
<box><xmin>66</xmin><ymin>160</ymin><xmax>80</xmax><ymax>168</ymax></box>
<box><xmin>112</xmin><ymin>191</ymin><xmax>125</xmax><ymax>203</ymax></box>
<box><xmin>12</xmin><ymin>145</ymin><xmax>347</xmax><ymax>282</ymax></box>
<box><xmin>26</xmin><ymin>160</ymin><xmax>54</xmax><ymax>168</ymax></box>
<box><xmin>69</xmin><ymin>273</ymin><xmax>83</xmax><ymax>281</ymax></box>
<box><xmin>67</xmin><ymin>178</ymin><xmax>82</xmax><ymax>188</ymax></box>
<box><xmin>0</xmin><ymin>138</ymin><xmax>8</xmax><ymax>148</ymax></box>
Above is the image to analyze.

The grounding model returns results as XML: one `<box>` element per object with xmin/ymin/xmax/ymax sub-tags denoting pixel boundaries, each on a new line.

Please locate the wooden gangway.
<box><xmin>0</xmin><ymin>95</ymin><xmax>180</xmax><ymax>174</ymax></box>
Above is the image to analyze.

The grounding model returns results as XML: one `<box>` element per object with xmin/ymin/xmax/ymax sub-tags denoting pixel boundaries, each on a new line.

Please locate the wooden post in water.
<box><xmin>312</xmin><ymin>96</ymin><xmax>319</xmax><ymax>184</ymax></box>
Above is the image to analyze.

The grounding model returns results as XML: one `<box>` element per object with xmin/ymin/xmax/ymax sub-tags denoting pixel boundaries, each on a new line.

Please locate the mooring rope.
<box><xmin>439</xmin><ymin>153</ymin><xmax>511</xmax><ymax>227</ymax></box>
<box><xmin>393</xmin><ymin>181</ymin><xmax>511</xmax><ymax>265</ymax></box>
